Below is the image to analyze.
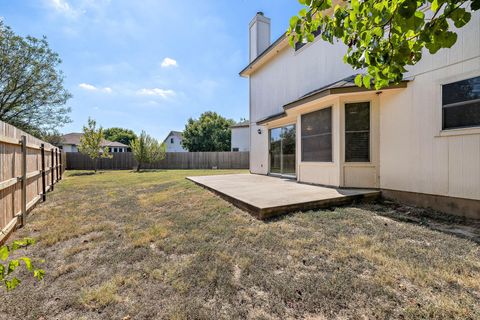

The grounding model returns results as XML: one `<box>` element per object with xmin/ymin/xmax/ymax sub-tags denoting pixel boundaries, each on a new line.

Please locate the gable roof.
<box><xmin>60</xmin><ymin>133</ymin><xmax>129</xmax><ymax>148</ymax></box>
<box><xmin>163</xmin><ymin>131</ymin><xmax>183</xmax><ymax>143</ymax></box>
<box><xmin>257</xmin><ymin>74</ymin><xmax>409</xmax><ymax>125</ymax></box>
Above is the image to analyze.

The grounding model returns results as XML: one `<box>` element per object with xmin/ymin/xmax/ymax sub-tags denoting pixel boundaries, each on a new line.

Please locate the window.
<box><xmin>171</xmin><ymin>138</ymin><xmax>174</xmax><ymax>144</ymax></box>
<box><xmin>301</xmin><ymin>107</ymin><xmax>332</xmax><ymax>162</ymax></box>
<box><xmin>232</xmin><ymin>147</ymin><xmax>239</xmax><ymax>152</ymax></box>
<box><xmin>345</xmin><ymin>102</ymin><xmax>370</xmax><ymax>162</ymax></box>
<box><xmin>295</xmin><ymin>27</ymin><xmax>321</xmax><ymax>51</ymax></box>
<box><xmin>442</xmin><ymin>76</ymin><xmax>480</xmax><ymax>130</ymax></box>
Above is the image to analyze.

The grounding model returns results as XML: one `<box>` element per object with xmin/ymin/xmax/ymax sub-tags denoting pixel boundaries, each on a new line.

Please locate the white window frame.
<box><xmin>436</xmin><ymin>69</ymin><xmax>480</xmax><ymax>137</ymax></box>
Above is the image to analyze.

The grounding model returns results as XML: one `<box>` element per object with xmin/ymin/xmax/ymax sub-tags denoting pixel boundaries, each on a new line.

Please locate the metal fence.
<box><xmin>66</xmin><ymin>151</ymin><xmax>250</xmax><ymax>170</ymax></box>
<box><xmin>0</xmin><ymin>120</ymin><xmax>64</xmax><ymax>244</ymax></box>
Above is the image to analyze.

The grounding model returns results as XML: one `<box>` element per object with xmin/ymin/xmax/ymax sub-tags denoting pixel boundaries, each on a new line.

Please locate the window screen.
<box><xmin>442</xmin><ymin>76</ymin><xmax>480</xmax><ymax>130</ymax></box>
<box><xmin>301</xmin><ymin>107</ymin><xmax>332</xmax><ymax>162</ymax></box>
<box><xmin>345</xmin><ymin>102</ymin><xmax>370</xmax><ymax>162</ymax></box>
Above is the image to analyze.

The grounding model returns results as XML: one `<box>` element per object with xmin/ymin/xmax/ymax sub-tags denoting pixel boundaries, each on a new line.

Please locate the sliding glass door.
<box><xmin>269</xmin><ymin>125</ymin><xmax>296</xmax><ymax>177</ymax></box>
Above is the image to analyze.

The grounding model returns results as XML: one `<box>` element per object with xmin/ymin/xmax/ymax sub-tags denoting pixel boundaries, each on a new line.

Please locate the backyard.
<box><xmin>1</xmin><ymin>170</ymin><xmax>479</xmax><ymax>319</ymax></box>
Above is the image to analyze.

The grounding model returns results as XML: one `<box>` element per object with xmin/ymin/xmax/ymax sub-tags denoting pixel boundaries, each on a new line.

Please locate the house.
<box><xmin>240</xmin><ymin>11</ymin><xmax>480</xmax><ymax>219</ymax></box>
<box><xmin>163</xmin><ymin>131</ymin><xmax>187</xmax><ymax>152</ymax></box>
<box><xmin>231</xmin><ymin>120</ymin><xmax>250</xmax><ymax>151</ymax></box>
<box><xmin>59</xmin><ymin>133</ymin><xmax>129</xmax><ymax>153</ymax></box>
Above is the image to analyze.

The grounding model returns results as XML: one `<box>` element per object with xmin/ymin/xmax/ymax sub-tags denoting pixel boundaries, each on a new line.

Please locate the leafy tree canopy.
<box><xmin>104</xmin><ymin>127</ymin><xmax>137</xmax><ymax>146</ymax></box>
<box><xmin>181</xmin><ymin>111</ymin><xmax>235</xmax><ymax>152</ymax></box>
<box><xmin>288</xmin><ymin>0</ymin><xmax>479</xmax><ymax>89</ymax></box>
<box><xmin>0</xmin><ymin>21</ymin><xmax>71</xmax><ymax>134</ymax></box>
<box><xmin>130</xmin><ymin>131</ymin><xmax>166</xmax><ymax>172</ymax></box>
<box><xmin>78</xmin><ymin>118</ymin><xmax>112</xmax><ymax>172</ymax></box>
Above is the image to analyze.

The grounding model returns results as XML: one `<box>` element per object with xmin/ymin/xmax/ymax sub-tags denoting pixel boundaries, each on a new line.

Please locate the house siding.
<box><xmin>247</xmin><ymin>11</ymin><xmax>480</xmax><ymax>205</ymax></box>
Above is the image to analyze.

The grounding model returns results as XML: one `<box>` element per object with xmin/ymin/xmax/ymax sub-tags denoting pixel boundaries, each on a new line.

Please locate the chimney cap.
<box><xmin>257</xmin><ymin>11</ymin><xmax>264</xmax><ymax>16</ymax></box>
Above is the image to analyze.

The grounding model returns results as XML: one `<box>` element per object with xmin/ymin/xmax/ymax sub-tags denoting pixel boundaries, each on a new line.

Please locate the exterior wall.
<box><xmin>250</xmin><ymin>123</ymin><xmax>269</xmax><ymax>174</ymax></box>
<box><xmin>379</xmin><ymin>12</ymin><xmax>480</xmax><ymax>201</ymax></box>
<box><xmin>231</xmin><ymin>127</ymin><xmax>250</xmax><ymax>151</ymax></box>
<box><xmin>165</xmin><ymin>135</ymin><xmax>187</xmax><ymax>152</ymax></box>
<box><xmin>249</xmin><ymin>37</ymin><xmax>354</xmax><ymax>175</ymax></box>
<box><xmin>248</xmin><ymin>11</ymin><xmax>480</xmax><ymax>202</ymax></box>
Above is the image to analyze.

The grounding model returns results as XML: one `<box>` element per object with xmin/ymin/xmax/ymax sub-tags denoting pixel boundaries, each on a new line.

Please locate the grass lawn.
<box><xmin>1</xmin><ymin>170</ymin><xmax>479</xmax><ymax>319</ymax></box>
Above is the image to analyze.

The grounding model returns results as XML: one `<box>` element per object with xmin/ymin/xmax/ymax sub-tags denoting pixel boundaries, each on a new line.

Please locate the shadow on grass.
<box><xmin>131</xmin><ymin>169</ymin><xmax>167</xmax><ymax>173</ymax></box>
<box><xmin>68</xmin><ymin>171</ymin><xmax>105</xmax><ymax>177</ymax></box>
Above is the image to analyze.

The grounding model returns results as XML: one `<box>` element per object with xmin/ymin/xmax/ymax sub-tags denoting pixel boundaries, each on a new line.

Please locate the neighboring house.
<box><xmin>163</xmin><ymin>131</ymin><xmax>187</xmax><ymax>152</ymax></box>
<box><xmin>231</xmin><ymin>120</ymin><xmax>250</xmax><ymax>152</ymax></box>
<box><xmin>59</xmin><ymin>133</ymin><xmax>129</xmax><ymax>153</ymax></box>
<box><xmin>240</xmin><ymin>11</ymin><xmax>480</xmax><ymax>218</ymax></box>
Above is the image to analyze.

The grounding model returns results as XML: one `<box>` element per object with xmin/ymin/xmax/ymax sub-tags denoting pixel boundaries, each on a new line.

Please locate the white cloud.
<box><xmin>137</xmin><ymin>88</ymin><xmax>175</xmax><ymax>98</ymax></box>
<box><xmin>160</xmin><ymin>57</ymin><xmax>178</xmax><ymax>68</ymax></box>
<box><xmin>46</xmin><ymin>0</ymin><xmax>80</xmax><ymax>17</ymax></box>
<box><xmin>78</xmin><ymin>83</ymin><xmax>113</xmax><ymax>93</ymax></box>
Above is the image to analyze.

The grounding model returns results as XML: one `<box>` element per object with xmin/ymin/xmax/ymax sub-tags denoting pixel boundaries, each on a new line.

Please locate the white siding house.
<box><xmin>231</xmin><ymin>121</ymin><xmax>250</xmax><ymax>151</ymax></box>
<box><xmin>241</xmin><ymin>11</ymin><xmax>480</xmax><ymax>219</ymax></box>
<box><xmin>163</xmin><ymin>131</ymin><xmax>187</xmax><ymax>152</ymax></box>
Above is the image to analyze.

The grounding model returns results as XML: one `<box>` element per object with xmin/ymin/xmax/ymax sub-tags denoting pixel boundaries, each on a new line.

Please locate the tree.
<box><xmin>130</xmin><ymin>131</ymin><xmax>166</xmax><ymax>172</ymax></box>
<box><xmin>288</xmin><ymin>0</ymin><xmax>479</xmax><ymax>89</ymax></box>
<box><xmin>181</xmin><ymin>111</ymin><xmax>235</xmax><ymax>152</ymax></box>
<box><xmin>104</xmin><ymin>127</ymin><xmax>137</xmax><ymax>147</ymax></box>
<box><xmin>78</xmin><ymin>118</ymin><xmax>112</xmax><ymax>172</ymax></box>
<box><xmin>0</xmin><ymin>21</ymin><xmax>71</xmax><ymax>134</ymax></box>
<box><xmin>0</xmin><ymin>238</ymin><xmax>44</xmax><ymax>291</ymax></box>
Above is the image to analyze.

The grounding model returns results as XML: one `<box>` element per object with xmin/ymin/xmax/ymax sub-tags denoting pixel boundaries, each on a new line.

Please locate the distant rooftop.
<box><xmin>60</xmin><ymin>133</ymin><xmax>129</xmax><ymax>148</ymax></box>
<box><xmin>231</xmin><ymin>120</ymin><xmax>250</xmax><ymax>128</ymax></box>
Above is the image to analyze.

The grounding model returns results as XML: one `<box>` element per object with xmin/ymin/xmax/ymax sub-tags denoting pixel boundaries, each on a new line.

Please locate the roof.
<box><xmin>60</xmin><ymin>133</ymin><xmax>129</xmax><ymax>148</ymax></box>
<box><xmin>231</xmin><ymin>120</ymin><xmax>250</xmax><ymax>128</ymax></box>
<box><xmin>239</xmin><ymin>1</ymin><xmax>344</xmax><ymax>77</ymax></box>
<box><xmin>257</xmin><ymin>75</ymin><xmax>409</xmax><ymax>125</ymax></box>
<box><xmin>240</xmin><ymin>33</ymin><xmax>288</xmax><ymax>77</ymax></box>
<box><xmin>163</xmin><ymin>131</ymin><xmax>183</xmax><ymax>143</ymax></box>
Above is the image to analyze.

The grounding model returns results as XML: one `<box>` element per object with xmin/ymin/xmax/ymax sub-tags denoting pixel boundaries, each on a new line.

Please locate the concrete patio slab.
<box><xmin>187</xmin><ymin>174</ymin><xmax>381</xmax><ymax>219</ymax></box>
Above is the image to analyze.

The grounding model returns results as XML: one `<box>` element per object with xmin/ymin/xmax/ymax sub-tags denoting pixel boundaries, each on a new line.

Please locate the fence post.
<box><xmin>20</xmin><ymin>135</ymin><xmax>27</xmax><ymax>227</ymax></box>
<box><xmin>51</xmin><ymin>148</ymin><xmax>55</xmax><ymax>190</ymax></box>
<box><xmin>59</xmin><ymin>151</ymin><xmax>62</xmax><ymax>180</ymax></box>
<box><xmin>41</xmin><ymin>144</ymin><xmax>46</xmax><ymax>202</ymax></box>
<box><xmin>56</xmin><ymin>149</ymin><xmax>59</xmax><ymax>181</ymax></box>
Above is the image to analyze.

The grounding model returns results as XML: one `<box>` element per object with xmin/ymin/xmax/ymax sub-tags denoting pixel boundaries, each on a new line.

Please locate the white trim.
<box><xmin>435</xmin><ymin>69</ymin><xmax>480</xmax><ymax>137</ymax></box>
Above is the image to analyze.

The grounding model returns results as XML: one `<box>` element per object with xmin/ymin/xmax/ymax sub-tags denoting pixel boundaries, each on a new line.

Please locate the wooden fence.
<box><xmin>0</xmin><ymin>120</ymin><xmax>64</xmax><ymax>244</ymax></box>
<box><xmin>66</xmin><ymin>151</ymin><xmax>250</xmax><ymax>170</ymax></box>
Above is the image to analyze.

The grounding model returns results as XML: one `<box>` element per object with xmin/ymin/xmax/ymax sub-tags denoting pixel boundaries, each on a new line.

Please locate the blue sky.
<box><xmin>0</xmin><ymin>0</ymin><xmax>302</xmax><ymax>140</ymax></box>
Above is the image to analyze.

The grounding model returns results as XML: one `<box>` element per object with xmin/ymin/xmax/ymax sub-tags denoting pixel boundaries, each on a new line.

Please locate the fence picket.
<box><xmin>65</xmin><ymin>152</ymin><xmax>249</xmax><ymax>170</ymax></box>
<box><xmin>0</xmin><ymin>120</ymin><xmax>62</xmax><ymax>244</ymax></box>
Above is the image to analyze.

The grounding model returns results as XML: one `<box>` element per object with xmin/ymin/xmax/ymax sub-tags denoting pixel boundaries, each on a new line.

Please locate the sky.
<box><xmin>0</xmin><ymin>0</ymin><xmax>303</xmax><ymax>140</ymax></box>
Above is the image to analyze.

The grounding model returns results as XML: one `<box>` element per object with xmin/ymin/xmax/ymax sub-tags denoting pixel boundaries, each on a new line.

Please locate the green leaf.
<box><xmin>7</xmin><ymin>259</ymin><xmax>20</xmax><ymax>275</ymax></box>
<box><xmin>5</xmin><ymin>277</ymin><xmax>21</xmax><ymax>291</ymax></box>
<box><xmin>354</xmin><ymin>74</ymin><xmax>363</xmax><ymax>87</ymax></box>
<box><xmin>0</xmin><ymin>246</ymin><xmax>9</xmax><ymax>261</ymax></box>
<box><xmin>398</xmin><ymin>0</ymin><xmax>418</xmax><ymax>18</ymax></box>
<box><xmin>363</xmin><ymin>75</ymin><xmax>372</xmax><ymax>89</ymax></box>
<box><xmin>20</xmin><ymin>257</ymin><xmax>33</xmax><ymax>271</ymax></box>
<box><xmin>449</xmin><ymin>8</ymin><xmax>471</xmax><ymax>28</ymax></box>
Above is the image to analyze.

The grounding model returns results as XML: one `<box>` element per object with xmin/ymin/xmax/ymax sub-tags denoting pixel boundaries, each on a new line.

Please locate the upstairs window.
<box><xmin>301</xmin><ymin>107</ymin><xmax>332</xmax><ymax>162</ymax></box>
<box><xmin>171</xmin><ymin>138</ymin><xmax>174</xmax><ymax>144</ymax></box>
<box><xmin>442</xmin><ymin>76</ymin><xmax>480</xmax><ymax>130</ymax></box>
<box><xmin>345</xmin><ymin>102</ymin><xmax>370</xmax><ymax>162</ymax></box>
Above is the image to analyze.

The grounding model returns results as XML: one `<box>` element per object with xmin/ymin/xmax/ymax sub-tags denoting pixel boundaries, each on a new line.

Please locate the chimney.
<box><xmin>249</xmin><ymin>12</ymin><xmax>271</xmax><ymax>62</ymax></box>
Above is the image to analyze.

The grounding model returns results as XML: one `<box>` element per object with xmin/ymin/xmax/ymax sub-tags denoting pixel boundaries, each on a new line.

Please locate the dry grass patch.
<box><xmin>0</xmin><ymin>169</ymin><xmax>478</xmax><ymax>320</ymax></box>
